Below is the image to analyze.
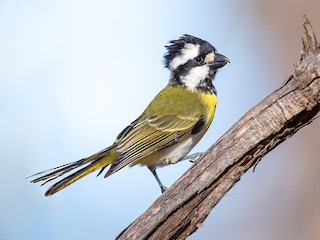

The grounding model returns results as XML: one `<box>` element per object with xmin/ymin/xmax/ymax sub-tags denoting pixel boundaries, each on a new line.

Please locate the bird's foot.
<box><xmin>179</xmin><ymin>152</ymin><xmax>203</xmax><ymax>163</ymax></box>
<box><xmin>160</xmin><ymin>184</ymin><xmax>168</xmax><ymax>193</ymax></box>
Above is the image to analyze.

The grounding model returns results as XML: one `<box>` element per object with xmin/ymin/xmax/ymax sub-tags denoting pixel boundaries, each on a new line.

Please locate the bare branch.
<box><xmin>117</xmin><ymin>16</ymin><xmax>320</xmax><ymax>240</ymax></box>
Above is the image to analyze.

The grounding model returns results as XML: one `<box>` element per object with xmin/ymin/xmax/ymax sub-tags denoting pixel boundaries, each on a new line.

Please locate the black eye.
<box><xmin>194</xmin><ymin>56</ymin><xmax>204</xmax><ymax>64</ymax></box>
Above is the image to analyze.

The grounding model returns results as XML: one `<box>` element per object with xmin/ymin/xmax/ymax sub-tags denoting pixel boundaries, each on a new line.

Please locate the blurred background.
<box><xmin>1</xmin><ymin>0</ymin><xmax>319</xmax><ymax>239</ymax></box>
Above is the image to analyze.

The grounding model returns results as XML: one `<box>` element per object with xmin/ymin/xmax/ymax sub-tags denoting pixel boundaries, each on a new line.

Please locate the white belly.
<box><xmin>149</xmin><ymin>132</ymin><xmax>204</xmax><ymax>168</ymax></box>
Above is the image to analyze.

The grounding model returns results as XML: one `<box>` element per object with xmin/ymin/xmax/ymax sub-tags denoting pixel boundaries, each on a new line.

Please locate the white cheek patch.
<box><xmin>169</xmin><ymin>43</ymin><xmax>200</xmax><ymax>71</ymax></box>
<box><xmin>180</xmin><ymin>65</ymin><xmax>210</xmax><ymax>90</ymax></box>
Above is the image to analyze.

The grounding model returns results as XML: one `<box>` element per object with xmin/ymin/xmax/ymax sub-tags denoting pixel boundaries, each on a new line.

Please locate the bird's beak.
<box><xmin>208</xmin><ymin>53</ymin><xmax>229</xmax><ymax>69</ymax></box>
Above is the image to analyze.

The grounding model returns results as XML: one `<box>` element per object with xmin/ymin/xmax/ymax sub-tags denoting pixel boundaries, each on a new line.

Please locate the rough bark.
<box><xmin>117</xmin><ymin>16</ymin><xmax>320</xmax><ymax>240</ymax></box>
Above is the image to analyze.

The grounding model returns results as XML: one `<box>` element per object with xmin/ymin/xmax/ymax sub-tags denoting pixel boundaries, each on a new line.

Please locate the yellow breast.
<box><xmin>197</xmin><ymin>90</ymin><xmax>217</xmax><ymax>127</ymax></box>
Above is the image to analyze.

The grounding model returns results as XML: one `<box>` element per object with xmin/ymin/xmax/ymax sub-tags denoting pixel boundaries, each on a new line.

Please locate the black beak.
<box><xmin>208</xmin><ymin>53</ymin><xmax>229</xmax><ymax>69</ymax></box>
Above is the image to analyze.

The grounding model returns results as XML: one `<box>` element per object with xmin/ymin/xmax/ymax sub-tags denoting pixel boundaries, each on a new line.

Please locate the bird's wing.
<box><xmin>105</xmin><ymin>114</ymin><xmax>204</xmax><ymax>177</ymax></box>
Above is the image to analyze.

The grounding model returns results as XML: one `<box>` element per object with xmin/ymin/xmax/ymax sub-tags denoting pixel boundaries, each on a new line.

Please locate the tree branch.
<box><xmin>117</xmin><ymin>15</ymin><xmax>320</xmax><ymax>240</ymax></box>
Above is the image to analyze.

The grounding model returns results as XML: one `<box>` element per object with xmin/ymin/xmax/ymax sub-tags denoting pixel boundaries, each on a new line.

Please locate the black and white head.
<box><xmin>164</xmin><ymin>34</ymin><xmax>229</xmax><ymax>93</ymax></box>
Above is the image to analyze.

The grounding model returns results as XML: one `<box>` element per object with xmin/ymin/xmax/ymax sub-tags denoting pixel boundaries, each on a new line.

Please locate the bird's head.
<box><xmin>164</xmin><ymin>34</ymin><xmax>229</xmax><ymax>92</ymax></box>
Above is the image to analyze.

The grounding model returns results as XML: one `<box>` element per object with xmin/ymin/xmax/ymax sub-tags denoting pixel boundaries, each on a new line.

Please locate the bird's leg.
<box><xmin>148</xmin><ymin>167</ymin><xmax>167</xmax><ymax>193</ymax></box>
<box><xmin>179</xmin><ymin>152</ymin><xmax>203</xmax><ymax>163</ymax></box>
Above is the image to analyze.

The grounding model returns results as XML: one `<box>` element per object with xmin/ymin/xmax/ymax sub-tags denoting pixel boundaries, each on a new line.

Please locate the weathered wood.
<box><xmin>117</xmin><ymin>16</ymin><xmax>320</xmax><ymax>240</ymax></box>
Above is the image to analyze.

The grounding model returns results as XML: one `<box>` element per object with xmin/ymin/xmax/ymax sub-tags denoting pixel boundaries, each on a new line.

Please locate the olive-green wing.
<box><xmin>104</xmin><ymin>114</ymin><xmax>204</xmax><ymax>177</ymax></box>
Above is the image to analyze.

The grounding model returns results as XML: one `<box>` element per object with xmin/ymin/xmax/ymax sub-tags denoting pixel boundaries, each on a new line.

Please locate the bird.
<box><xmin>28</xmin><ymin>34</ymin><xmax>229</xmax><ymax>196</ymax></box>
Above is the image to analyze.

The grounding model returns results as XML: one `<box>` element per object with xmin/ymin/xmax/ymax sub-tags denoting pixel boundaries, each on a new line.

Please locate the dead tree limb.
<box><xmin>117</xmin><ymin>15</ymin><xmax>320</xmax><ymax>240</ymax></box>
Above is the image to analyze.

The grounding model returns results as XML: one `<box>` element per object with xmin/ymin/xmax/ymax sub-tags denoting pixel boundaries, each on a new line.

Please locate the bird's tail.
<box><xmin>28</xmin><ymin>145</ymin><xmax>118</xmax><ymax>196</ymax></box>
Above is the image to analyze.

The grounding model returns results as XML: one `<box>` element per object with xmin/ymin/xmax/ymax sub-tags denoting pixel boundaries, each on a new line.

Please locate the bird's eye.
<box><xmin>194</xmin><ymin>56</ymin><xmax>204</xmax><ymax>64</ymax></box>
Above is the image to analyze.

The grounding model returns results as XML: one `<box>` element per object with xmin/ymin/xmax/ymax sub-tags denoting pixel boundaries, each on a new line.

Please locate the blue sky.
<box><xmin>1</xmin><ymin>1</ymin><xmax>319</xmax><ymax>240</ymax></box>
